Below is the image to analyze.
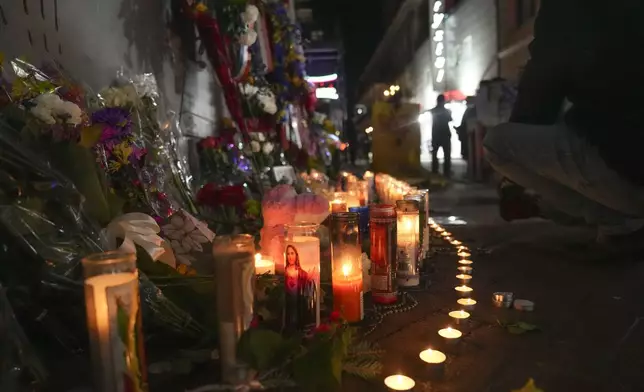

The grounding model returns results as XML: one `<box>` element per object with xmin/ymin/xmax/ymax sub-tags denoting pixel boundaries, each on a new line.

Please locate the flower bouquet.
<box><xmin>0</xmin><ymin>58</ymin><xmax>208</xmax><ymax>339</ymax></box>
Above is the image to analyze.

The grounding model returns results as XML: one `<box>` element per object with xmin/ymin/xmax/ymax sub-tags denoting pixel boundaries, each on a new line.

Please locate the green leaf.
<box><xmin>49</xmin><ymin>143</ymin><xmax>124</xmax><ymax>225</ymax></box>
<box><xmin>516</xmin><ymin>322</ymin><xmax>538</xmax><ymax>331</ymax></box>
<box><xmin>507</xmin><ymin>325</ymin><xmax>527</xmax><ymax>335</ymax></box>
<box><xmin>237</xmin><ymin>329</ymin><xmax>285</xmax><ymax>371</ymax></box>
<box><xmin>293</xmin><ymin>341</ymin><xmax>340</xmax><ymax>392</ymax></box>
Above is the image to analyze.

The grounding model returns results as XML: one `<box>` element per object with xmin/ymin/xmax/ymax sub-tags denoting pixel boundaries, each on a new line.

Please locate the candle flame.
<box><xmin>342</xmin><ymin>263</ymin><xmax>352</xmax><ymax>276</ymax></box>
<box><xmin>254</xmin><ymin>253</ymin><xmax>262</xmax><ymax>263</ymax></box>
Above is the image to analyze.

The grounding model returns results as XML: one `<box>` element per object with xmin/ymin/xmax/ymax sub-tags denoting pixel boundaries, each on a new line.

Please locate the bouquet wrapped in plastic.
<box><xmin>0</xmin><ymin>58</ymin><xmax>209</xmax><ymax>355</ymax></box>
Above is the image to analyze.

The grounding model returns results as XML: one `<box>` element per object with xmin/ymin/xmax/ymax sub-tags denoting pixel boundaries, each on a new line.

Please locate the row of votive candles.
<box><xmin>384</xmin><ymin>220</ymin><xmax>476</xmax><ymax>391</ymax></box>
<box><xmin>374</xmin><ymin>173</ymin><xmax>415</xmax><ymax>205</ymax></box>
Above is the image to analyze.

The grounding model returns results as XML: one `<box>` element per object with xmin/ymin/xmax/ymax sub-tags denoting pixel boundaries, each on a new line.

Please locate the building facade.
<box><xmin>355</xmin><ymin>0</ymin><xmax>539</xmax><ymax>166</ymax></box>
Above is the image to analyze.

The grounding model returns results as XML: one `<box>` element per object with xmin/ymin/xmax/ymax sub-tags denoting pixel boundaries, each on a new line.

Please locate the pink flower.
<box><xmin>263</xmin><ymin>184</ymin><xmax>297</xmax><ymax>204</ymax></box>
<box><xmin>292</xmin><ymin>193</ymin><xmax>330</xmax><ymax>224</ymax></box>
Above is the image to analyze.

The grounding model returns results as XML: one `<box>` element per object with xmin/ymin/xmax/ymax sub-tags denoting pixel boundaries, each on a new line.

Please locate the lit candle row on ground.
<box><xmin>384</xmin><ymin>218</ymin><xmax>479</xmax><ymax>390</ymax></box>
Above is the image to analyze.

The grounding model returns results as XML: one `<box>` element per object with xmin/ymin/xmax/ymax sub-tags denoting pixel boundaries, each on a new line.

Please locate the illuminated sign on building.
<box><xmin>431</xmin><ymin>1</ymin><xmax>446</xmax><ymax>85</ymax></box>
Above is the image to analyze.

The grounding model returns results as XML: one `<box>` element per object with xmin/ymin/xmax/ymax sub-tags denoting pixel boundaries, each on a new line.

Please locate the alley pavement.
<box><xmin>346</xmin><ymin>181</ymin><xmax>644</xmax><ymax>392</ymax></box>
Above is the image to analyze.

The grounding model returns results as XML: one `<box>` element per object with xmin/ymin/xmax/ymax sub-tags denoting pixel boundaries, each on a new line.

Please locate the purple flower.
<box><xmin>91</xmin><ymin>107</ymin><xmax>132</xmax><ymax>142</ymax></box>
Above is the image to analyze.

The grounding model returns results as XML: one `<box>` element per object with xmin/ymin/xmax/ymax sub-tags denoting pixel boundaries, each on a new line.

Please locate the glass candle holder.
<box><xmin>82</xmin><ymin>251</ymin><xmax>148</xmax><ymax>392</ymax></box>
<box><xmin>330</xmin><ymin>192</ymin><xmax>348</xmax><ymax>213</ymax></box>
<box><xmin>395</xmin><ymin>200</ymin><xmax>420</xmax><ymax>287</ymax></box>
<box><xmin>330</xmin><ymin>213</ymin><xmax>364</xmax><ymax>323</ymax></box>
<box><xmin>284</xmin><ymin>223</ymin><xmax>321</xmax><ymax>332</ymax></box>
<box><xmin>404</xmin><ymin>191</ymin><xmax>429</xmax><ymax>260</ymax></box>
<box><xmin>212</xmin><ymin>235</ymin><xmax>256</xmax><ymax>383</ymax></box>
<box><xmin>370</xmin><ymin>204</ymin><xmax>398</xmax><ymax>304</ymax></box>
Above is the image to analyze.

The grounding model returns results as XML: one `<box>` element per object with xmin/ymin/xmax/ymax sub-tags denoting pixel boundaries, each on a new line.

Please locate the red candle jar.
<box><xmin>369</xmin><ymin>204</ymin><xmax>398</xmax><ymax>304</ymax></box>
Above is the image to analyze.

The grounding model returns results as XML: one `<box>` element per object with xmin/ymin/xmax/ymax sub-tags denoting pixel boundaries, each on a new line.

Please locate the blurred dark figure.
<box><xmin>456</xmin><ymin>96</ymin><xmax>476</xmax><ymax>160</ymax></box>
<box><xmin>483</xmin><ymin>0</ymin><xmax>644</xmax><ymax>249</ymax></box>
<box><xmin>430</xmin><ymin>94</ymin><xmax>453</xmax><ymax>177</ymax></box>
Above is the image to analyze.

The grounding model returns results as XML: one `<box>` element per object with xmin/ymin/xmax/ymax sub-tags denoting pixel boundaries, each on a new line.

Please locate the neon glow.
<box><xmin>316</xmin><ymin>87</ymin><xmax>339</xmax><ymax>100</ymax></box>
<box><xmin>305</xmin><ymin>73</ymin><xmax>338</xmax><ymax>83</ymax></box>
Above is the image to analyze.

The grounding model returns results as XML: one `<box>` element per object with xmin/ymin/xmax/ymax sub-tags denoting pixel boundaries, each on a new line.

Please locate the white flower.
<box><xmin>262</xmin><ymin>142</ymin><xmax>274</xmax><ymax>155</ymax></box>
<box><xmin>250</xmin><ymin>140</ymin><xmax>261</xmax><ymax>153</ymax></box>
<box><xmin>240</xmin><ymin>83</ymin><xmax>259</xmax><ymax>97</ymax></box>
<box><xmin>239</xmin><ymin>30</ymin><xmax>258</xmax><ymax>46</ymax></box>
<box><xmin>100</xmin><ymin>85</ymin><xmax>140</xmax><ymax>107</ymax></box>
<box><xmin>56</xmin><ymin>101</ymin><xmax>83</xmax><ymax>125</ymax></box>
<box><xmin>256</xmin><ymin>132</ymin><xmax>266</xmax><ymax>142</ymax></box>
<box><xmin>30</xmin><ymin>93</ymin><xmax>83</xmax><ymax>125</ymax></box>
<box><xmin>241</xmin><ymin>5</ymin><xmax>260</xmax><ymax>24</ymax></box>
<box><xmin>30</xmin><ymin>105</ymin><xmax>56</xmax><ymax>124</ymax></box>
<box><xmin>34</xmin><ymin>93</ymin><xmax>62</xmax><ymax>107</ymax></box>
<box><xmin>162</xmin><ymin>214</ymin><xmax>212</xmax><ymax>255</ymax></box>
<box><xmin>257</xmin><ymin>95</ymin><xmax>277</xmax><ymax>115</ymax></box>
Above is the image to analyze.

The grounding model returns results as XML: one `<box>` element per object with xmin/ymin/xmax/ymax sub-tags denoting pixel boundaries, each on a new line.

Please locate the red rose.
<box><xmin>314</xmin><ymin>323</ymin><xmax>331</xmax><ymax>334</ymax></box>
<box><xmin>217</xmin><ymin>185</ymin><xmax>246</xmax><ymax>208</ymax></box>
<box><xmin>197</xmin><ymin>183</ymin><xmax>219</xmax><ymax>206</ymax></box>
<box><xmin>200</xmin><ymin>136</ymin><xmax>219</xmax><ymax>149</ymax></box>
<box><xmin>329</xmin><ymin>311</ymin><xmax>342</xmax><ymax>324</ymax></box>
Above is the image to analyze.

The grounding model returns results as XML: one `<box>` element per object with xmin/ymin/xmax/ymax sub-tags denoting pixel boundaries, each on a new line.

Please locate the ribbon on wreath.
<box><xmin>103</xmin><ymin>213</ymin><xmax>176</xmax><ymax>268</ymax></box>
<box><xmin>188</xmin><ymin>3</ymin><xmax>250</xmax><ymax>142</ymax></box>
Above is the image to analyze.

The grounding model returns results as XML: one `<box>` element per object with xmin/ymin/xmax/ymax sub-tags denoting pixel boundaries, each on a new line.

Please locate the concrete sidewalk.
<box><xmin>346</xmin><ymin>181</ymin><xmax>644</xmax><ymax>392</ymax></box>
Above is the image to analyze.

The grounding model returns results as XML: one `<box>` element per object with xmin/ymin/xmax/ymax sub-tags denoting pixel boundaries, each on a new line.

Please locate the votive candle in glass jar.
<box><xmin>404</xmin><ymin>191</ymin><xmax>429</xmax><ymax>260</ymax></box>
<box><xmin>82</xmin><ymin>251</ymin><xmax>148</xmax><ymax>392</ymax></box>
<box><xmin>370</xmin><ymin>204</ymin><xmax>398</xmax><ymax>304</ymax></box>
<box><xmin>396</xmin><ymin>200</ymin><xmax>420</xmax><ymax>287</ymax></box>
<box><xmin>212</xmin><ymin>235</ymin><xmax>256</xmax><ymax>383</ymax></box>
<box><xmin>284</xmin><ymin>223</ymin><xmax>321</xmax><ymax>333</ymax></box>
<box><xmin>330</xmin><ymin>213</ymin><xmax>364</xmax><ymax>323</ymax></box>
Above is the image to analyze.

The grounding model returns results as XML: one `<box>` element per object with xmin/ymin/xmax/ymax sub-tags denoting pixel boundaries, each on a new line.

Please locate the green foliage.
<box><xmin>237</xmin><ymin>323</ymin><xmax>382</xmax><ymax>391</ymax></box>
<box><xmin>497</xmin><ymin>320</ymin><xmax>539</xmax><ymax>335</ymax></box>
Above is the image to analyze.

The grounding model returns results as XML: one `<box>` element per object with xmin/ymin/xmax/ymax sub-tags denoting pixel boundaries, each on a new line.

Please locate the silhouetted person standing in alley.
<box><xmin>430</xmin><ymin>94</ymin><xmax>453</xmax><ymax>177</ymax></box>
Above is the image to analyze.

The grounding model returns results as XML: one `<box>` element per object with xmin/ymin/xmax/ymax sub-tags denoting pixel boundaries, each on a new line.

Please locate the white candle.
<box><xmin>457</xmin><ymin>298</ymin><xmax>477</xmax><ymax>310</ymax></box>
<box><xmin>457</xmin><ymin>266</ymin><xmax>473</xmax><ymax>274</ymax></box>
<box><xmin>458</xmin><ymin>251</ymin><xmax>471</xmax><ymax>258</ymax></box>
<box><xmin>450</xmin><ymin>239</ymin><xmax>462</xmax><ymax>246</ymax></box>
<box><xmin>456</xmin><ymin>273</ymin><xmax>472</xmax><ymax>283</ymax></box>
<box><xmin>455</xmin><ymin>285</ymin><xmax>473</xmax><ymax>296</ymax></box>
<box><xmin>82</xmin><ymin>252</ymin><xmax>145</xmax><ymax>392</ymax></box>
<box><xmin>438</xmin><ymin>327</ymin><xmax>462</xmax><ymax>341</ymax></box>
<box><xmin>255</xmin><ymin>253</ymin><xmax>275</xmax><ymax>275</ymax></box>
<box><xmin>384</xmin><ymin>374</ymin><xmax>416</xmax><ymax>391</ymax></box>
<box><xmin>458</xmin><ymin>259</ymin><xmax>473</xmax><ymax>265</ymax></box>
<box><xmin>419</xmin><ymin>348</ymin><xmax>447</xmax><ymax>364</ymax></box>
<box><xmin>449</xmin><ymin>310</ymin><xmax>470</xmax><ymax>324</ymax></box>
<box><xmin>441</xmin><ymin>231</ymin><xmax>452</xmax><ymax>237</ymax></box>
